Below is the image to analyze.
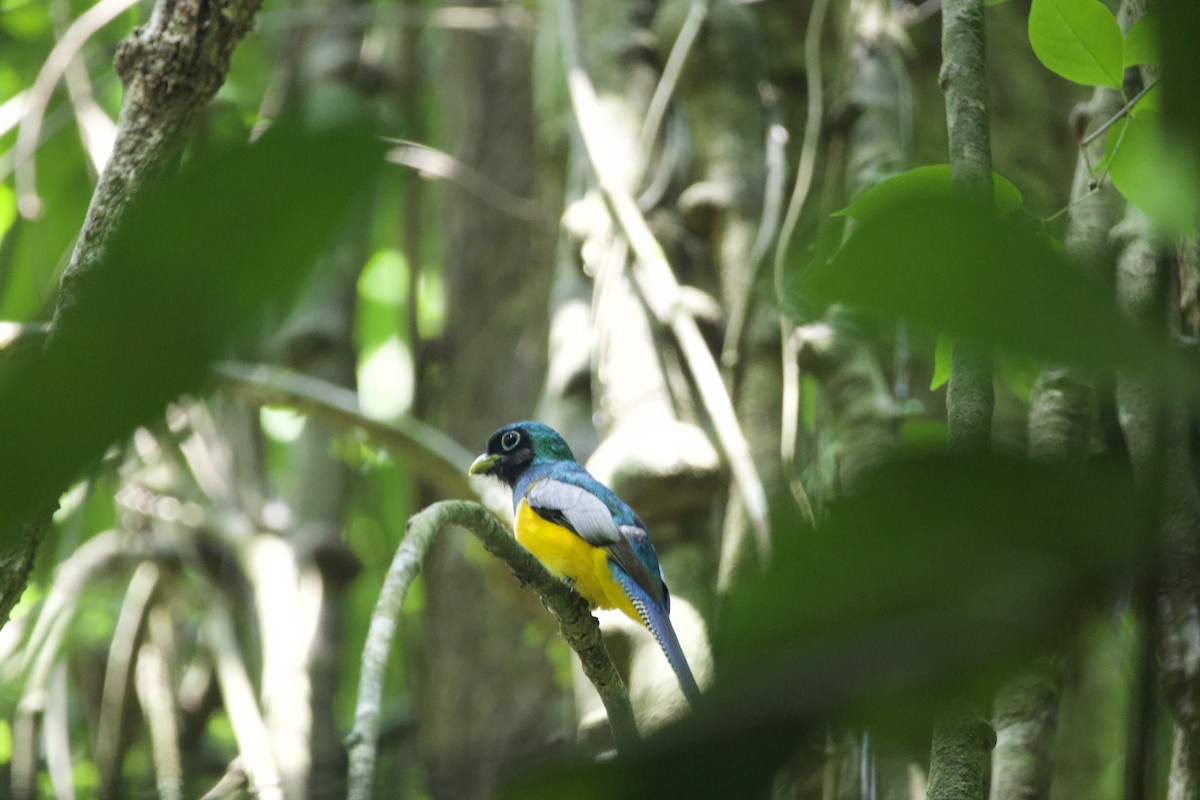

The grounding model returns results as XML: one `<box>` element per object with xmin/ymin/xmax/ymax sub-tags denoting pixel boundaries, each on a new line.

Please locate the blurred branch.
<box><xmin>212</xmin><ymin>361</ymin><xmax>482</xmax><ymax>502</ymax></box>
<box><xmin>384</xmin><ymin>139</ymin><xmax>542</xmax><ymax>222</ymax></box>
<box><xmin>347</xmin><ymin>500</ymin><xmax>637</xmax><ymax>800</ymax></box>
<box><xmin>97</xmin><ymin>561</ymin><xmax>160</xmax><ymax>800</ymax></box>
<box><xmin>772</xmin><ymin>0</ymin><xmax>829</xmax><ymax>306</ymax></box>
<box><xmin>198</xmin><ymin>760</ymin><xmax>248</xmax><ymax>800</ymax></box>
<box><xmin>634</xmin><ymin>0</ymin><xmax>708</xmax><ymax>181</ymax></box>
<box><xmin>135</xmin><ymin>608</ymin><xmax>183</xmax><ymax>800</ymax></box>
<box><xmin>774</xmin><ymin>0</ymin><xmax>832</xmax><ymax>538</ymax></box>
<box><xmin>14</xmin><ymin>0</ymin><xmax>138</xmax><ymax>218</ymax></box>
<box><xmin>722</xmin><ymin>93</ymin><xmax>787</xmax><ymax>368</ymax></box>
<box><xmin>204</xmin><ymin>603</ymin><xmax>283</xmax><ymax>800</ymax></box>
<box><xmin>50</xmin><ymin>0</ymin><xmax>117</xmax><ymax>176</ymax></box>
<box><xmin>44</xmin><ymin>661</ymin><xmax>74</xmax><ymax>800</ymax></box>
<box><xmin>0</xmin><ymin>322</ymin><xmax>50</xmax><ymax>358</ymax></box>
<box><xmin>558</xmin><ymin>0</ymin><xmax>774</xmax><ymax>558</ymax></box>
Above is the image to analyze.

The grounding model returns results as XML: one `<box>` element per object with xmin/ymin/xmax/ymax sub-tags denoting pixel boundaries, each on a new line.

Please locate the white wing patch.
<box><xmin>525</xmin><ymin>478</ymin><xmax>620</xmax><ymax>546</ymax></box>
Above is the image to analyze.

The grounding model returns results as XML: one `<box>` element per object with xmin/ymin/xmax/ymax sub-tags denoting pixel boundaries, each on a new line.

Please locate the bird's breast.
<box><xmin>515</xmin><ymin>498</ymin><xmax>639</xmax><ymax>622</ymax></box>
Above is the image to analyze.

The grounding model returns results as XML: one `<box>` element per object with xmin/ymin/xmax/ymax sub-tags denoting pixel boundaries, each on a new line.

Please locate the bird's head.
<box><xmin>469</xmin><ymin>421</ymin><xmax>576</xmax><ymax>487</ymax></box>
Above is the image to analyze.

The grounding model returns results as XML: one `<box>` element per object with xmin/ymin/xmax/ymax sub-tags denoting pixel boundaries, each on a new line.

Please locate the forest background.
<box><xmin>0</xmin><ymin>0</ymin><xmax>1197</xmax><ymax>798</ymax></box>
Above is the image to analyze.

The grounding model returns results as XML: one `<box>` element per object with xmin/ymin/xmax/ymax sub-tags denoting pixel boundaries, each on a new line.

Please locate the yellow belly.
<box><xmin>515</xmin><ymin>499</ymin><xmax>639</xmax><ymax>622</ymax></box>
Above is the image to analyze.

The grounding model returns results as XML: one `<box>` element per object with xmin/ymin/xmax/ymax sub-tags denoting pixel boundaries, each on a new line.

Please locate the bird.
<box><xmin>469</xmin><ymin>420</ymin><xmax>701</xmax><ymax>705</ymax></box>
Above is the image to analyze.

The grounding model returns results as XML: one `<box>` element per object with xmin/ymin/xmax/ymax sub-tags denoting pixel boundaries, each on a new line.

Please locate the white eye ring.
<box><xmin>500</xmin><ymin>431</ymin><xmax>520</xmax><ymax>451</ymax></box>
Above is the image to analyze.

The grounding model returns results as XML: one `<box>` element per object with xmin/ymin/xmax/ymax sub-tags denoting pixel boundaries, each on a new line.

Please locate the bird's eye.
<box><xmin>500</xmin><ymin>431</ymin><xmax>520</xmax><ymax>451</ymax></box>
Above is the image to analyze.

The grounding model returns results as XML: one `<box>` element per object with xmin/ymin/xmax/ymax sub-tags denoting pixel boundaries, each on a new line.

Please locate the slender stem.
<box><xmin>212</xmin><ymin>361</ymin><xmax>482</xmax><ymax>503</ymax></box>
<box><xmin>346</xmin><ymin>500</ymin><xmax>638</xmax><ymax>800</ymax></box>
<box><xmin>634</xmin><ymin>0</ymin><xmax>709</xmax><ymax>182</ymax></box>
<box><xmin>1080</xmin><ymin>77</ymin><xmax>1158</xmax><ymax>148</ymax></box>
<box><xmin>204</xmin><ymin>604</ymin><xmax>283</xmax><ymax>800</ymax></box>
<box><xmin>940</xmin><ymin>0</ymin><xmax>994</xmax><ymax>454</ymax></box>
<box><xmin>772</xmin><ymin>0</ymin><xmax>831</xmax><ymax>306</ymax></box>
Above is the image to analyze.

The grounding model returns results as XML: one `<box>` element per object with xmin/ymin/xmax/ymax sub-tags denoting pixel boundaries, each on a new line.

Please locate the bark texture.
<box><xmin>927</xmin><ymin>716</ymin><xmax>996</xmax><ymax>800</ymax></box>
<box><xmin>1114</xmin><ymin>208</ymin><xmax>1200</xmax><ymax>800</ymax></box>
<box><xmin>929</xmin><ymin>2</ymin><xmax>996</xmax><ymax>794</ymax></box>
<box><xmin>940</xmin><ymin>0</ymin><xmax>994</xmax><ymax>454</ymax></box>
<box><xmin>991</xmin><ymin>667</ymin><xmax>1062</xmax><ymax>800</ymax></box>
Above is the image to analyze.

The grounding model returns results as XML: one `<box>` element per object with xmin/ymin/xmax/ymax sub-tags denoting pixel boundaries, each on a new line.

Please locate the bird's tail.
<box><xmin>616</xmin><ymin>571</ymin><xmax>702</xmax><ymax>706</ymax></box>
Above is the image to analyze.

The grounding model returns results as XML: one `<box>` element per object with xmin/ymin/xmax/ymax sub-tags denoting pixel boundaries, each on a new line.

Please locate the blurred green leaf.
<box><xmin>713</xmin><ymin>455</ymin><xmax>1145</xmax><ymax>735</ymax></box>
<box><xmin>806</xmin><ymin>193</ymin><xmax>1188</xmax><ymax>385</ymax></box>
<box><xmin>1122</xmin><ymin>13</ymin><xmax>1159</xmax><ymax>68</ymax></box>
<box><xmin>834</xmin><ymin>165</ymin><xmax>1024</xmax><ymax>221</ymax></box>
<box><xmin>504</xmin><ymin>454</ymin><xmax>1146</xmax><ymax>798</ymax></box>
<box><xmin>0</xmin><ymin>125</ymin><xmax>384</xmax><ymax>536</ymax></box>
<box><xmin>1029</xmin><ymin>0</ymin><xmax>1124</xmax><ymax>89</ymax></box>
<box><xmin>1103</xmin><ymin>111</ymin><xmax>1199</xmax><ymax>235</ymax></box>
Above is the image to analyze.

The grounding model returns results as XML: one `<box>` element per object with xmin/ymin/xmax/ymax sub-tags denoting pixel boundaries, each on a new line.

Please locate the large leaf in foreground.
<box><xmin>503</xmin><ymin>454</ymin><xmax>1148</xmax><ymax>798</ymax></box>
<box><xmin>0</xmin><ymin>126</ymin><xmax>383</xmax><ymax>535</ymax></box>
<box><xmin>806</xmin><ymin>194</ymin><xmax>1189</xmax><ymax>388</ymax></box>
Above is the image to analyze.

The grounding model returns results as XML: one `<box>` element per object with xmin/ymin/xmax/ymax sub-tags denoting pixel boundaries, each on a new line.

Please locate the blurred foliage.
<box><xmin>0</xmin><ymin>126</ymin><xmax>383</xmax><ymax>535</ymax></box>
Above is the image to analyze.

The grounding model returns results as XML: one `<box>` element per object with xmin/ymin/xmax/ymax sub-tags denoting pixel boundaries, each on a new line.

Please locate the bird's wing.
<box><xmin>609</xmin><ymin>525</ymin><xmax>669</xmax><ymax>610</ymax></box>
<box><xmin>525</xmin><ymin>477</ymin><xmax>621</xmax><ymax>546</ymax></box>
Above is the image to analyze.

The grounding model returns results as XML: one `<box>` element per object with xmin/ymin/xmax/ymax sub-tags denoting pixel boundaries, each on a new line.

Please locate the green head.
<box><xmin>469</xmin><ymin>421</ymin><xmax>576</xmax><ymax>487</ymax></box>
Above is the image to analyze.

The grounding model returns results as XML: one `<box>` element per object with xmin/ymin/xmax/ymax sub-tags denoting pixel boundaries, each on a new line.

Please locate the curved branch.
<box><xmin>634</xmin><ymin>0</ymin><xmax>709</xmax><ymax>181</ymax></box>
<box><xmin>204</xmin><ymin>604</ymin><xmax>283</xmax><ymax>800</ymax></box>
<box><xmin>212</xmin><ymin>361</ymin><xmax>481</xmax><ymax>503</ymax></box>
<box><xmin>347</xmin><ymin>500</ymin><xmax>637</xmax><ymax>800</ymax></box>
<box><xmin>383</xmin><ymin>139</ymin><xmax>542</xmax><ymax>222</ymax></box>
<box><xmin>771</xmin><ymin>0</ymin><xmax>830</xmax><ymax>306</ymax></box>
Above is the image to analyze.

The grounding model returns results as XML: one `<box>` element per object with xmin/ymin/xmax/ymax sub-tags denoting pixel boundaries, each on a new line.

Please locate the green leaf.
<box><xmin>986</xmin><ymin>0</ymin><xmax>1012</xmax><ymax>5</ymax></box>
<box><xmin>806</xmin><ymin>191</ymin><xmax>1190</xmax><ymax>388</ymax></box>
<box><xmin>1104</xmin><ymin>110</ymin><xmax>1200</xmax><ymax>235</ymax></box>
<box><xmin>0</xmin><ymin>126</ymin><xmax>384</xmax><ymax>536</ymax></box>
<box><xmin>931</xmin><ymin>334</ymin><xmax>951</xmax><ymax>391</ymax></box>
<box><xmin>1123</xmin><ymin>13</ymin><xmax>1159</xmax><ymax>67</ymax></box>
<box><xmin>1029</xmin><ymin>0</ymin><xmax>1124</xmax><ymax>88</ymax></box>
<box><xmin>835</xmin><ymin>165</ymin><xmax>1024</xmax><ymax>221</ymax></box>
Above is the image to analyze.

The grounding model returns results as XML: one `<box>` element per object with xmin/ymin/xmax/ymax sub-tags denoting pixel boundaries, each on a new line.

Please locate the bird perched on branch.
<box><xmin>470</xmin><ymin>421</ymin><xmax>701</xmax><ymax>705</ymax></box>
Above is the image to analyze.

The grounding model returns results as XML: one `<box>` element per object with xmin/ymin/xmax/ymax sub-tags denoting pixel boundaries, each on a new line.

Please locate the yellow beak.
<box><xmin>469</xmin><ymin>453</ymin><xmax>500</xmax><ymax>475</ymax></box>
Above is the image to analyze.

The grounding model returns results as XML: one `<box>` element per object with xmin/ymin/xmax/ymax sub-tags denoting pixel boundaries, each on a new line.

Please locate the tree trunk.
<box><xmin>417</xmin><ymin>2</ymin><xmax>559</xmax><ymax>796</ymax></box>
<box><xmin>929</xmin><ymin>0</ymin><xmax>996</xmax><ymax>793</ymax></box>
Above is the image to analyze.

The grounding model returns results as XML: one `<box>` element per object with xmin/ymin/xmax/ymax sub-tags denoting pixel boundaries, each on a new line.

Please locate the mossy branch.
<box><xmin>930</xmin><ymin>1</ymin><xmax>998</xmax><ymax>794</ymax></box>
<box><xmin>346</xmin><ymin>500</ymin><xmax>638</xmax><ymax>800</ymax></box>
<box><xmin>940</xmin><ymin>0</ymin><xmax>994</xmax><ymax>454</ymax></box>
